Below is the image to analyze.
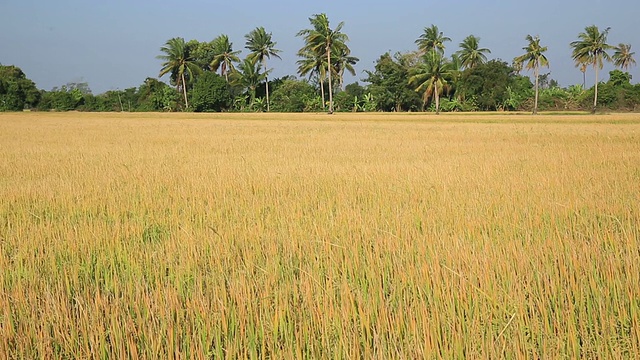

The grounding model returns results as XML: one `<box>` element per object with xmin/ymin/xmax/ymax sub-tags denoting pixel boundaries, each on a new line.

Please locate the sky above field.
<box><xmin>1</xmin><ymin>0</ymin><xmax>638</xmax><ymax>94</ymax></box>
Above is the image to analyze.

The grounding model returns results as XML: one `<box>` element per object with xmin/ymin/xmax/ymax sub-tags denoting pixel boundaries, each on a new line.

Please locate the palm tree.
<box><xmin>456</xmin><ymin>35</ymin><xmax>491</xmax><ymax>69</ymax></box>
<box><xmin>447</xmin><ymin>54</ymin><xmax>464</xmax><ymax>100</ymax></box>
<box><xmin>576</xmin><ymin>61</ymin><xmax>588</xmax><ymax>89</ymax></box>
<box><xmin>245</xmin><ymin>27</ymin><xmax>281</xmax><ymax>112</ymax></box>
<box><xmin>511</xmin><ymin>59</ymin><xmax>524</xmax><ymax>74</ymax></box>
<box><xmin>514</xmin><ymin>35</ymin><xmax>549</xmax><ymax>115</ymax></box>
<box><xmin>416</xmin><ymin>25</ymin><xmax>451</xmax><ymax>55</ymax></box>
<box><xmin>231</xmin><ymin>57</ymin><xmax>267</xmax><ymax>108</ymax></box>
<box><xmin>333</xmin><ymin>46</ymin><xmax>359</xmax><ymax>91</ymax></box>
<box><xmin>297</xmin><ymin>48</ymin><xmax>328</xmax><ymax>110</ymax></box>
<box><xmin>570</xmin><ymin>25</ymin><xmax>613</xmax><ymax>113</ymax></box>
<box><xmin>612</xmin><ymin>43</ymin><xmax>636</xmax><ymax>70</ymax></box>
<box><xmin>210</xmin><ymin>35</ymin><xmax>240</xmax><ymax>83</ymax></box>
<box><xmin>157</xmin><ymin>37</ymin><xmax>200</xmax><ymax>109</ymax></box>
<box><xmin>297</xmin><ymin>13</ymin><xmax>350</xmax><ymax>114</ymax></box>
<box><xmin>409</xmin><ymin>50</ymin><xmax>453</xmax><ymax>114</ymax></box>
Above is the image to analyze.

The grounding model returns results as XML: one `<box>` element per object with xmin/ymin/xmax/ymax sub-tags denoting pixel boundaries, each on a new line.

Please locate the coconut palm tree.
<box><xmin>456</xmin><ymin>35</ymin><xmax>491</xmax><ymax>69</ymax></box>
<box><xmin>297</xmin><ymin>48</ymin><xmax>328</xmax><ymax>110</ymax></box>
<box><xmin>570</xmin><ymin>25</ymin><xmax>613</xmax><ymax>113</ymax></box>
<box><xmin>297</xmin><ymin>13</ymin><xmax>350</xmax><ymax>114</ymax></box>
<box><xmin>245</xmin><ymin>27</ymin><xmax>281</xmax><ymax>112</ymax></box>
<box><xmin>511</xmin><ymin>59</ymin><xmax>524</xmax><ymax>74</ymax></box>
<box><xmin>612</xmin><ymin>43</ymin><xmax>636</xmax><ymax>70</ymax></box>
<box><xmin>447</xmin><ymin>54</ymin><xmax>464</xmax><ymax>100</ymax></box>
<box><xmin>157</xmin><ymin>37</ymin><xmax>200</xmax><ymax>109</ymax></box>
<box><xmin>333</xmin><ymin>46</ymin><xmax>359</xmax><ymax>91</ymax></box>
<box><xmin>409</xmin><ymin>50</ymin><xmax>453</xmax><ymax>114</ymax></box>
<box><xmin>231</xmin><ymin>57</ymin><xmax>267</xmax><ymax>109</ymax></box>
<box><xmin>416</xmin><ymin>25</ymin><xmax>451</xmax><ymax>55</ymax></box>
<box><xmin>210</xmin><ymin>35</ymin><xmax>240</xmax><ymax>83</ymax></box>
<box><xmin>514</xmin><ymin>35</ymin><xmax>549</xmax><ymax>115</ymax></box>
<box><xmin>576</xmin><ymin>61</ymin><xmax>588</xmax><ymax>89</ymax></box>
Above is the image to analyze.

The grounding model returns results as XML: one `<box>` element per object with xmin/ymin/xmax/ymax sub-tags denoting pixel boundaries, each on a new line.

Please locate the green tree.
<box><xmin>297</xmin><ymin>48</ymin><xmax>328</xmax><ymax>110</ymax></box>
<box><xmin>607</xmin><ymin>69</ymin><xmax>632</xmax><ymax>86</ymax></box>
<box><xmin>456</xmin><ymin>35</ymin><xmax>491</xmax><ymax>70</ymax></box>
<box><xmin>270</xmin><ymin>78</ymin><xmax>319</xmax><ymax>112</ymax></box>
<box><xmin>416</xmin><ymin>25</ymin><xmax>451</xmax><ymax>55</ymax></box>
<box><xmin>186</xmin><ymin>40</ymin><xmax>215</xmax><ymax>71</ymax></box>
<box><xmin>0</xmin><ymin>65</ymin><xmax>40</xmax><ymax>111</ymax></box>
<box><xmin>612</xmin><ymin>43</ymin><xmax>636</xmax><ymax>70</ymax></box>
<box><xmin>38</xmin><ymin>83</ymin><xmax>87</xmax><ymax>111</ymax></box>
<box><xmin>210</xmin><ymin>35</ymin><xmax>241</xmax><ymax>83</ymax></box>
<box><xmin>447</xmin><ymin>54</ymin><xmax>464</xmax><ymax>100</ymax></box>
<box><xmin>297</xmin><ymin>13</ymin><xmax>350</xmax><ymax>114</ymax></box>
<box><xmin>458</xmin><ymin>60</ymin><xmax>532</xmax><ymax>111</ymax></box>
<box><xmin>409</xmin><ymin>50</ymin><xmax>453</xmax><ymax>114</ymax></box>
<box><xmin>157</xmin><ymin>37</ymin><xmax>200</xmax><ymax>109</ymax></box>
<box><xmin>363</xmin><ymin>52</ymin><xmax>422</xmax><ymax>112</ymax></box>
<box><xmin>333</xmin><ymin>46</ymin><xmax>359</xmax><ymax>91</ymax></box>
<box><xmin>190</xmin><ymin>72</ymin><xmax>232</xmax><ymax>112</ymax></box>
<box><xmin>570</xmin><ymin>25</ymin><xmax>614</xmax><ymax>113</ymax></box>
<box><xmin>245</xmin><ymin>27</ymin><xmax>281</xmax><ymax>112</ymax></box>
<box><xmin>344</xmin><ymin>82</ymin><xmax>366</xmax><ymax>100</ymax></box>
<box><xmin>136</xmin><ymin>78</ymin><xmax>178</xmax><ymax>111</ymax></box>
<box><xmin>514</xmin><ymin>35</ymin><xmax>549</xmax><ymax>114</ymax></box>
<box><xmin>231</xmin><ymin>57</ymin><xmax>267</xmax><ymax>108</ymax></box>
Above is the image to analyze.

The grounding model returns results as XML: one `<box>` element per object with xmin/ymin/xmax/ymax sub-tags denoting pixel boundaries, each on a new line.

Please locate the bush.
<box><xmin>270</xmin><ymin>79</ymin><xmax>318</xmax><ymax>112</ymax></box>
<box><xmin>190</xmin><ymin>72</ymin><xmax>231</xmax><ymax>112</ymax></box>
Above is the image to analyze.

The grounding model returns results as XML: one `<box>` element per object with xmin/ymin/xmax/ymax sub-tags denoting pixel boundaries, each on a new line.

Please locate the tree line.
<box><xmin>1</xmin><ymin>15</ymin><xmax>638</xmax><ymax>113</ymax></box>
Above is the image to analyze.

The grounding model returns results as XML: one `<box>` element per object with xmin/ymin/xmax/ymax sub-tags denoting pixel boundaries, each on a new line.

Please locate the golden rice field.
<box><xmin>1</xmin><ymin>111</ymin><xmax>639</xmax><ymax>359</ymax></box>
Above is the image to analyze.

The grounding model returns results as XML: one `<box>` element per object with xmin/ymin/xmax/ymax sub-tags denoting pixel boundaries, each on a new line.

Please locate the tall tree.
<box><xmin>409</xmin><ymin>50</ymin><xmax>453</xmax><ymax>114</ymax></box>
<box><xmin>157</xmin><ymin>37</ymin><xmax>200</xmax><ymax>109</ymax></box>
<box><xmin>447</xmin><ymin>54</ymin><xmax>464</xmax><ymax>100</ymax></box>
<box><xmin>231</xmin><ymin>57</ymin><xmax>267</xmax><ymax>108</ymax></box>
<box><xmin>210</xmin><ymin>35</ymin><xmax>240</xmax><ymax>83</ymax></box>
<box><xmin>245</xmin><ymin>27</ymin><xmax>281</xmax><ymax>111</ymax></box>
<box><xmin>570</xmin><ymin>25</ymin><xmax>613</xmax><ymax>113</ymax></box>
<box><xmin>514</xmin><ymin>35</ymin><xmax>549</xmax><ymax>115</ymax></box>
<box><xmin>297</xmin><ymin>13</ymin><xmax>350</xmax><ymax>114</ymax></box>
<box><xmin>333</xmin><ymin>46</ymin><xmax>359</xmax><ymax>91</ymax></box>
<box><xmin>612</xmin><ymin>43</ymin><xmax>636</xmax><ymax>70</ymax></box>
<box><xmin>416</xmin><ymin>25</ymin><xmax>451</xmax><ymax>55</ymax></box>
<box><xmin>456</xmin><ymin>35</ymin><xmax>491</xmax><ymax>69</ymax></box>
<box><xmin>297</xmin><ymin>48</ymin><xmax>327</xmax><ymax>109</ymax></box>
<box><xmin>576</xmin><ymin>61</ymin><xmax>588</xmax><ymax>89</ymax></box>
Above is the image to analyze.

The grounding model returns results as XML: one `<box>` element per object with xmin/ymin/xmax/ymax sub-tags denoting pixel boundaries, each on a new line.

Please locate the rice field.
<box><xmin>1</xmin><ymin>111</ymin><xmax>639</xmax><ymax>358</ymax></box>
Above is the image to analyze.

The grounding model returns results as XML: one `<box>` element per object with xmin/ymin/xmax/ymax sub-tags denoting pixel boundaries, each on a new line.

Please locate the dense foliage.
<box><xmin>0</xmin><ymin>65</ymin><xmax>40</xmax><ymax>111</ymax></box>
<box><xmin>190</xmin><ymin>72</ymin><xmax>232</xmax><ymax>112</ymax></box>
<box><xmin>1</xmin><ymin>20</ymin><xmax>638</xmax><ymax>113</ymax></box>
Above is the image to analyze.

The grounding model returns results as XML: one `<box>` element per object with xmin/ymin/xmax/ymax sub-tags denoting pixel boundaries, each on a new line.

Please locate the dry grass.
<box><xmin>1</xmin><ymin>111</ymin><xmax>639</xmax><ymax>358</ymax></box>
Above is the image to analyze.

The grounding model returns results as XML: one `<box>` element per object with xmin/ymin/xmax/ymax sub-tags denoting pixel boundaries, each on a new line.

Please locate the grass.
<box><xmin>1</xmin><ymin>111</ymin><xmax>639</xmax><ymax>358</ymax></box>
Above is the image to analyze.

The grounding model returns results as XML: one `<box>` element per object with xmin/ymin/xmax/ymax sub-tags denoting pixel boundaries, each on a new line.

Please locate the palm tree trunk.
<box><xmin>435</xmin><ymin>82</ymin><xmax>440</xmax><ymax>114</ymax></box>
<box><xmin>263</xmin><ymin>58</ymin><xmax>270</xmax><ymax>112</ymax></box>
<box><xmin>320</xmin><ymin>75</ymin><xmax>325</xmax><ymax>111</ymax></box>
<box><xmin>326</xmin><ymin>43</ymin><xmax>334</xmax><ymax>114</ymax></box>
<box><xmin>533</xmin><ymin>65</ymin><xmax>539</xmax><ymax>115</ymax></box>
<box><xmin>182</xmin><ymin>72</ymin><xmax>189</xmax><ymax>109</ymax></box>
<box><xmin>592</xmin><ymin>64</ymin><xmax>598</xmax><ymax>114</ymax></box>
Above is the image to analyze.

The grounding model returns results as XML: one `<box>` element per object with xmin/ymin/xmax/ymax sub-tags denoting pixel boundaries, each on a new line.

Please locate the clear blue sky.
<box><xmin>1</xmin><ymin>0</ymin><xmax>638</xmax><ymax>94</ymax></box>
